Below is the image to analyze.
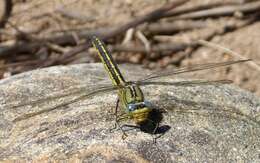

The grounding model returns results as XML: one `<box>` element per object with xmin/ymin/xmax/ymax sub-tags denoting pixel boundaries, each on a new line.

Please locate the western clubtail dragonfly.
<box><xmin>9</xmin><ymin>36</ymin><xmax>250</xmax><ymax>138</ymax></box>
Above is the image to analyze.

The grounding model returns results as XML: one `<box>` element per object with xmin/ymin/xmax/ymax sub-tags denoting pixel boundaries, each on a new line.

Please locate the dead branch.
<box><xmin>0</xmin><ymin>12</ymin><xmax>257</xmax><ymax>60</ymax></box>
<box><xmin>0</xmin><ymin>0</ymin><xmax>13</xmax><ymax>28</ymax></box>
<box><xmin>0</xmin><ymin>41</ymin><xmax>42</xmax><ymax>57</ymax></box>
<box><xmin>162</xmin><ymin>1</ymin><xmax>243</xmax><ymax>18</ymax></box>
<box><xmin>0</xmin><ymin>21</ymin><xmax>68</xmax><ymax>57</ymax></box>
<box><xmin>41</xmin><ymin>0</ymin><xmax>189</xmax><ymax>66</ymax></box>
<box><xmin>109</xmin><ymin>42</ymin><xmax>190</xmax><ymax>54</ymax></box>
<box><xmin>108</xmin><ymin>14</ymin><xmax>257</xmax><ymax>60</ymax></box>
<box><xmin>0</xmin><ymin>20</ymin><xmax>205</xmax><ymax>57</ymax></box>
<box><xmin>170</xmin><ymin>1</ymin><xmax>260</xmax><ymax>20</ymax></box>
<box><xmin>142</xmin><ymin>20</ymin><xmax>207</xmax><ymax>35</ymax></box>
<box><xmin>1</xmin><ymin>0</ymin><xmax>259</xmax><ymax>71</ymax></box>
<box><xmin>0</xmin><ymin>27</ymin><xmax>113</xmax><ymax>57</ymax></box>
<box><xmin>46</xmin><ymin>20</ymin><xmax>206</xmax><ymax>44</ymax></box>
<box><xmin>0</xmin><ymin>60</ymin><xmax>41</xmax><ymax>70</ymax></box>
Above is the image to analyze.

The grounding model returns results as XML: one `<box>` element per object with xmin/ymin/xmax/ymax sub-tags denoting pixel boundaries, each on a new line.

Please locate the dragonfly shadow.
<box><xmin>139</xmin><ymin>107</ymin><xmax>171</xmax><ymax>135</ymax></box>
<box><xmin>119</xmin><ymin>106</ymin><xmax>171</xmax><ymax>139</ymax></box>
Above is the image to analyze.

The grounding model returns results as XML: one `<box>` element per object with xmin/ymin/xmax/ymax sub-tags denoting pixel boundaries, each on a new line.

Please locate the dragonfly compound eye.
<box><xmin>127</xmin><ymin>104</ymin><xmax>137</xmax><ymax>112</ymax></box>
<box><xmin>144</xmin><ymin>100</ymin><xmax>153</xmax><ymax>109</ymax></box>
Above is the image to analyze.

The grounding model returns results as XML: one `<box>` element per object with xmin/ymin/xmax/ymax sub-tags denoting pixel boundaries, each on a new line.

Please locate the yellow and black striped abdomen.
<box><xmin>91</xmin><ymin>36</ymin><xmax>125</xmax><ymax>86</ymax></box>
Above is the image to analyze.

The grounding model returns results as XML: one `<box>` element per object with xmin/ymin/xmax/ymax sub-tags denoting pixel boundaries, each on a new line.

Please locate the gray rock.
<box><xmin>0</xmin><ymin>63</ymin><xmax>259</xmax><ymax>162</ymax></box>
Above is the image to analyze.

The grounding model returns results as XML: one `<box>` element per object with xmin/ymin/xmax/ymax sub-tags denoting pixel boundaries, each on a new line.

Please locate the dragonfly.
<box><xmin>10</xmin><ymin>36</ymin><xmax>250</xmax><ymax>139</ymax></box>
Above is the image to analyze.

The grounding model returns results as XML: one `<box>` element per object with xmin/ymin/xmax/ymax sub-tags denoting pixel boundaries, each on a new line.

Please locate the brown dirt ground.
<box><xmin>3</xmin><ymin>0</ymin><xmax>260</xmax><ymax>97</ymax></box>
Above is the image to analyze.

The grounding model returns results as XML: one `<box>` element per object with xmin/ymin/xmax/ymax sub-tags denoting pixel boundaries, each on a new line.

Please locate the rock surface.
<box><xmin>0</xmin><ymin>63</ymin><xmax>260</xmax><ymax>162</ymax></box>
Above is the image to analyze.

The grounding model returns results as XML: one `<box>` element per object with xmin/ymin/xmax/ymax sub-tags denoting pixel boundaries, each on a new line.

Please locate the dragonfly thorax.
<box><xmin>120</xmin><ymin>85</ymin><xmax>144</xmax><ymax>107</ymax></box>
<box><xmin>119</xmin><ymin>85</ymin><xmax>153</xmax><ymax>124</ymax></box>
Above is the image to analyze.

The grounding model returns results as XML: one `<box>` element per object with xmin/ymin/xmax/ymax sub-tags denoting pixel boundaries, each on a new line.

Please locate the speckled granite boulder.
<box><xmin>0</xmin><ymin>63</ymin><xmax>259</xmax><ymax>162</ymax></box>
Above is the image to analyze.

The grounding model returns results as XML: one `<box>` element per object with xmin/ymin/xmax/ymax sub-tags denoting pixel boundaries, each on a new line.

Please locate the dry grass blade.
<box><xmin>198</xmin><ymin>40</ymin><xmax>260</xmax><ymax>72</ymax></box>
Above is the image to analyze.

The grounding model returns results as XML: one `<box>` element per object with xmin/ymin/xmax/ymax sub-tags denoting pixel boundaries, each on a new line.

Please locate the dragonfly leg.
<box><xmin>111</xmin><ymin>114</ymin><xmax>129</xmax><ymax>139</ymax></box>
<box><xmin>116</xmin><ymin>117</ymin><xmax>128</xmax><ymax>140</ymax></box>
<box><xmin>121</xmin><ymin>124</ymin><xmax>139</xmax><ymax>131</ymax></box>
<box><xmin>115</xmin><ymin>99</ymin><xmax>128</xmax><ymax>139</ymax></box>
<box><xmin>110</xmin><ymin>98</ymin><xmax>120</xmax><ymax>130</ymax></box>
<box><xmin>114</xmin><ymin>97</ymin><xmax>119</xmax><ymax>116</ymax></box>
<box><xmin>110</xmin><ymin>99</ymin><xmax>129</xmax><ymax>139</ymax></box>
<box><xmin>111</xmin><ymin>98</ymin><xmax>138</xmax><ymax>139</ymax></box>
<box><xmin>152</xmin><ymin>122</ymin><xmax>159</xmax><ymax>144</ymax></box>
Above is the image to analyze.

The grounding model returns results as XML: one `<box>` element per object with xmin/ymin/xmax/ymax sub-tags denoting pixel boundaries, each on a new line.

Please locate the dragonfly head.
<box><xmin>127</xmin><ymin>101</ymin><xmax>153</xmax><ymax>124</ymax></box>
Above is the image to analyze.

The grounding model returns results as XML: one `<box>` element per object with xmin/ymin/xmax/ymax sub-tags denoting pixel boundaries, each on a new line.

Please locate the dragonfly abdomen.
<box><xmin>92</xmin><ymin>36</ymin><xmax>126</xmax><ymax>86</ymax></box>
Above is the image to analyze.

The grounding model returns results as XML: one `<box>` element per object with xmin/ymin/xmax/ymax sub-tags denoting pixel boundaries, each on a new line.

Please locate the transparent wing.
<box><xmin>138</xmin><ymin>59</ymin><xmax>250</xmax><ymax>82</ymax></box>
<box><xmin>8</xmin><ymin>83</ymin><xmax>116</xmax><ymax>109</ymax></box>
<box><xmin>11</xmin><ymin>84</ymin><xmax>120</xmax><ymax>122</ymax></box>
<box><xmin>135</xmin><ymin>79</ymin><xmax>232</xmax><ymax>87</ymax></box>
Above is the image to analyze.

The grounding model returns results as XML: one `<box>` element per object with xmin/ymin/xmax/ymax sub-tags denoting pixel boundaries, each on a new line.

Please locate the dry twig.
<box><xmin>162</xmin><ymin>1</ymin><xmax>242</xmax><ymax>18</ymax></box>
<box><xmin>41</xmin><ymin>0</ymin><xmax>189</xmax><ymax>66</ymax></box>
<box><xmin>170</xmin><ymin>1</ymin><xmax>260</xmax><ymax>20</ymax></box>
